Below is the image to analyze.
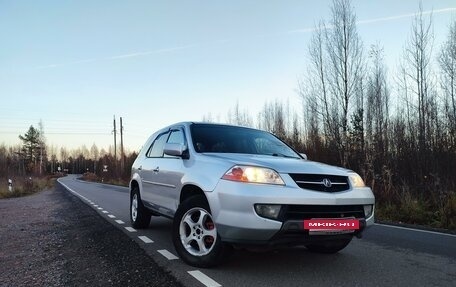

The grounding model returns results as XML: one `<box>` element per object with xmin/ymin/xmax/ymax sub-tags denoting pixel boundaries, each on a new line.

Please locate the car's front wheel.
<box><xmin>172</xmin><ymin>195</ymin><xmax>230</xmax><ymax>267</ymax></box>
<box><xmin>305</xmin><ymin>238</ymin><xmax>352</xmax><ymax>254</ymax></box>
<box><xmin>130</xmin><ymin>188</ymin><xmax>151</xmax><ymax>229</ymax></box>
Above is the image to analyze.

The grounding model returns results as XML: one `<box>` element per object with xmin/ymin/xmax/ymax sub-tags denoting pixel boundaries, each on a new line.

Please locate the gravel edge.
<box><xmin>0</xmin><ymin>183</ymin><xmax>184</xmax><ymax>287</ymax></box>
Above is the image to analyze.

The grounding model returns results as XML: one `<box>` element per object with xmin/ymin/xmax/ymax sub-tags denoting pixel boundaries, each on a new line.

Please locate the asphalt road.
<box><xmin>57</xmin><ymin>175</ymin><xmax>456</xmax><ymax>287</ymax></box>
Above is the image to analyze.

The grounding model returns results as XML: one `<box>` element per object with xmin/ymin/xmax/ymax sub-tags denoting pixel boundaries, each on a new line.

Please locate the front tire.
<box><xmin>172</xmin><ymin>195</ymin><xmax>230</xmax><ymax>267</ymax></box>
<box><xmin>305</xmin><ymin>238</ymin><xmax>352</xmax><ymax>254</ymax></box>
<box><xmin>130</xmin><ymin>188</ymin><xmax>151</xmax><ymax>229</ymax></box>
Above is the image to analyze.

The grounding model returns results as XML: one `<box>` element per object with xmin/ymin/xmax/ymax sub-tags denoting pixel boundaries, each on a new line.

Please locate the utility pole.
<box><xmin>113</xmin><ymin>115</ymin><xmax>117</xmax><ymax>175</ymax></box>
<box><xmin>120</xmin><ymin>117</ymin><xmax>124</xmax><ymax>175</ymax></box>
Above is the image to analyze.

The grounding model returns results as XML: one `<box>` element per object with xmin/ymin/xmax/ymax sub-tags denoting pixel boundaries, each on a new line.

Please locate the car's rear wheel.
<box><xmin>130</xmin><ymin>188</ymin><xmax>151</xmax><ymax>229</ymax></box>
<box><xmin>172</xmin><ymin>195</ymin><xmax>230</xmax><ymax>267</ymax></box>
<box><xmin>305</xmin><ymin>238</ymin><xmax>352</xmax><ymax>254</ymax></box>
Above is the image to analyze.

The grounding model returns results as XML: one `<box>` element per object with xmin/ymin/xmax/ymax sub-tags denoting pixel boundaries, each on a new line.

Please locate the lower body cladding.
<box><xmin>207</xmin><ymin>180</ymin><xmax>375</xmax><ymax>246</ymax></box>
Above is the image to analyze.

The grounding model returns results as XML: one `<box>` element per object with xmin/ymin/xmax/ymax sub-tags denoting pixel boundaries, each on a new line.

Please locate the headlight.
<box><xmin>222</xmin><ymin>165</ymin><xmax>285</xmax><ymax>185</ymax></box>
<box><xmin>349</xmin><ymin>173</ymin><xmax>365</xmax><ymax>188</ymax></box>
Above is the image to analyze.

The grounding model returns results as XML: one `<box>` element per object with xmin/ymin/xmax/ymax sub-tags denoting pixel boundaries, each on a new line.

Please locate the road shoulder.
<box><xmin>0</xmin><ymin>183</ymin><xmax>183</xmax><ymax>287</ymax></box>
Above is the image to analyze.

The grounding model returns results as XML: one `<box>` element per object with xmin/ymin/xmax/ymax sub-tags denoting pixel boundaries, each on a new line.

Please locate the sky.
<box><xmin>1</xmin><ymin>0</ymin><xmax>456</xmax><ymax>153</ymax></box>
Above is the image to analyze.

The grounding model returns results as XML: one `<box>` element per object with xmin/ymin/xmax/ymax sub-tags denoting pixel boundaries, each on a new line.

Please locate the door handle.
<box><xmin>138</xmin><ymin>165</ymin><xmax>142</xmax><ymax>171</ymax></box>
<box><xmin>153</xmin><ymin>167</ymin><xmax>160</xmax><ymax>173</ymax></box>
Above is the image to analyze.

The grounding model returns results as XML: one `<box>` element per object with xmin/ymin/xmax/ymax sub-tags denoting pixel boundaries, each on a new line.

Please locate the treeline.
<box><xmin>0</xmin><ymin>125</ymin><xmax>136</xmax><ymax>181</ymax></box>
<box><xmin>206</xmin><ymin>1</ymin><xmax>456</xmax><ymax>229</ymax></box>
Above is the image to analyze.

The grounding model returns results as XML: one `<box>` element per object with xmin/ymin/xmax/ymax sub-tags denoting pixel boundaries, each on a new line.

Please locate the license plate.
<box><xmin>304</xmin><ymin>218</ymin><xmax>359</xmax><ymax>234</ymax></box>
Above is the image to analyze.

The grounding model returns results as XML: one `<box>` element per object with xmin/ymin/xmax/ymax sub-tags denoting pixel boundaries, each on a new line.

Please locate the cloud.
<box><xmin>34</xmin><ymin>44</ymin><xmax>199</xmax><ymax>70</ymax></box>
<box><xmin>357</xmin><ymin>7</ymin><xmax>456</xmax><ymax>25</ymax></box>
<box><xmin>288</xmin><ymin>7</ymin><xmax>456</xmax><ymax>34</ymax></box>
<box><xmin>34</xmin><ymin>7</ymin><xmax>456</xmax><ymax>70</ymax></box>
<box><xmin>107</xmin><ymin>44</ymin><xmax>199</xmax><ymax>60</ymax></box>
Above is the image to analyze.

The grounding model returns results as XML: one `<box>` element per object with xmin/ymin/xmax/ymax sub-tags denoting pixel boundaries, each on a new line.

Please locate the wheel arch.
<box><xmin>180</xmin><ymin>184</ymin><xmax>210</xmax><ymax>211</ymax></box>
<box><xmin>130</xmin><ymin>179</ymin><xmax>140</xmax><ymax>199</ymax></box>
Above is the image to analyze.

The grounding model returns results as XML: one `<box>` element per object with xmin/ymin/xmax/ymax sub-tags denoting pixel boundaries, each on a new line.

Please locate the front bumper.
<box><xmin>206</xmin><ymin>178</ymin><xmax>375</xmax><ymax>245</ymax></box>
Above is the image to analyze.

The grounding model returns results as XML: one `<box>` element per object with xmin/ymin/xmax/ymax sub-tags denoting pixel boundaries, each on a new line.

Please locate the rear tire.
<box><xmin>172</xmin><ymin>195</ymin><xmax>231</xmax><ymax>267</ymax></box>
<box><xmin>130</xmin><ymin>188</ymin><xmax>151</xmax><ymax>229</ymax></box>
<box><xmin>305</xmin><ymin>238</ymin><xmax>352</xmax><ymax>254</ymax></box>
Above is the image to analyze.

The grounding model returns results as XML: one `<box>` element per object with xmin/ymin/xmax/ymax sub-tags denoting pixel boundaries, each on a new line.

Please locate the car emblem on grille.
<box><xmin>322</xmin><ymin>178</ymin><xmax>332</xmax><ymax>188</ymax></box>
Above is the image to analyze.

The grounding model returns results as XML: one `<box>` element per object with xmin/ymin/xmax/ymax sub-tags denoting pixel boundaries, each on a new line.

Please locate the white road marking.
<box><xmin>157</xmin><ymin>249</ymin><xmax>179</xmax><ymax>260</ymax></box>
<box><xmin>102</xmin><ymin>210</ymin><xmax>109</xmax><ymax>214</ymax></box>
<box><xmin>138</xmin><ymin>236</ymin><xmax>154</xmax><ymax>243</ymax></box>
<box><xmin>97</xmin><ymin>207</ymin><xmax>103</xmax><ymax>210</ymax></box>
<box><xmin>125</xmin><ymin>227</ymin><xmax>137</xmax><ymax>232</ymax></box>
<box><xmin>375</xmin><ymin>223</ymin><xmax>456</xmax><ymax>238</ymax></box>
<box><xmin>115</xmin><ymin>220</ymin><xmax>125</xmax><ymax>224</ymax></box>
<box><xmin>107</xmin><ymin>215</ymin><xmax>116</xmax><ymax>218</ymax></box>
<box><xmin>93</xmin><ymin>205</ymin><xmax>98</xmax><ymax>207</ymax></box>
<box><xmin>188</xmin><ymin>270</ymin><xmax>221</xmax><ymax>287</ymax></box>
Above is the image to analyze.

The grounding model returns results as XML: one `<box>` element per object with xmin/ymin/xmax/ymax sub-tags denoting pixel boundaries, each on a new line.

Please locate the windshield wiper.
<box><xmin>270</xmin><ymin>153</ymin><xmax>300</xmax><ymax>159</ymax></box>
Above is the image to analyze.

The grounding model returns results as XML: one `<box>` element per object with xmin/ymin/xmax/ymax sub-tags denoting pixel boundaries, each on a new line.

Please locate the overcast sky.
<box><xmin>1</xmin><ymin>0</ymin><xmax>455</xmax><ymax>152</ymax></box>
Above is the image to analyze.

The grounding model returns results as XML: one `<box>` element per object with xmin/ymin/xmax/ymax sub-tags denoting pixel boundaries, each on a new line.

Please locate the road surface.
<box><xmin>57</xmin><ymin>175</ymin><xmax>456</xmax><ymax>287</ymax></box>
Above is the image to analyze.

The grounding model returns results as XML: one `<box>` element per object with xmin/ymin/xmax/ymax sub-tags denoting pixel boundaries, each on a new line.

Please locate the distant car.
<box><xmin>129</xmin><ymin>122</ymin><xmax>375</xmax><ymax>267</ymax></box>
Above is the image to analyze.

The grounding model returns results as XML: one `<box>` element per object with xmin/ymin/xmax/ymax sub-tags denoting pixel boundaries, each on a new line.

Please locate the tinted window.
<box><xmin>190</xmin><ymin>124</ymin><xmax>300</xmax><ymax>158</ymax></box>
<box><xmin>147</xmin><ymin>132</ymin><xmax>169</xmax><ymax>157</ymax></box>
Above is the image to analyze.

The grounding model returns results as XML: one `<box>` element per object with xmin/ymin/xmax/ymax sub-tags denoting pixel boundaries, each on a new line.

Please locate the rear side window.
<box><xmin>147</xmin><ymin>132</ymin><xmax>169</xmax><ymax>157</ymax></box>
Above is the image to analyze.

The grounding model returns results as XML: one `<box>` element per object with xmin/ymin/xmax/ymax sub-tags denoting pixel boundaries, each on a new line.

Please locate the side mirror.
<box><xmin>164</xmin><ymin>143</ymin><xmax>186</xmax><ymax>157</ymax></box>
<box><xmin>300</xmin><ymin>153</ymin><xmax>308</xmax><ymax>160</ymax></box>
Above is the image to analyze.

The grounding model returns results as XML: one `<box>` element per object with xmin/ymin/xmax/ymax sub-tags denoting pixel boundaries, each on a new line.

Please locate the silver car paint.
<box><xmin>130</xmin><ymin>122</ymin><xmax>375</xmax><ymax>242</ymax></box>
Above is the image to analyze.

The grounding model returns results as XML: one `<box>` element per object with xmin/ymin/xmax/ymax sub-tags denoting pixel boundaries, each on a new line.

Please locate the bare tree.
<box><xmin>325</xmin><ymin>0</ymin><xmax>364</xmax><ymax>165</ymax></box>
<box><xmin>227</xmin><ymin>101</ymin><xmax>253</xmax><ymax>127</ymax></box>
<box><xmin>364</xmin><ymin>44</ymin><xmax>390</xmax><ymax>189</ymax></box>
<box><xmin>299</xmin><ymin>21</ymin><xmax>337</xmax><ymax>145</ymax></box>
<box><xmin>91</xmin><ymin>143</ymin><xmax>100</xmax><ymax>173</ymax></box>
<box><xmin>439</xmin><ymin>20</ymin><xmax>456</xmax><ymax>149</ymax></box>
<box><xmin>366</xmin><ymin>45</ymin><xmax>390</xmax><ymax>156</ymax></box>
<box><xmin>300</xmin><ymin>0</ymin><xmax>364</xmax><ymax>166</ymax></box>
<box><xmin>399</xmin><ymin>4</ymin><xmax>435</xmax><ymax>181</ymax></box>
<box><xmin>60</xmin><ymin>147</ymin><xmax>68</xmax><ymax>171</ymax></box>
<box><xmin>257</xmin><ymin>100</ymin><xmax>288</xmax><ymax>140</ymax></box>
<box><xmin>402</xmin><ymin>4</ymin><xmax>435</xmax><ymax>153</ymax></box>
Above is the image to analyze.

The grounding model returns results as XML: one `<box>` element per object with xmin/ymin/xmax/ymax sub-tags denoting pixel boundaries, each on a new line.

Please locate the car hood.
<box><xmin>201</xmin><ymin>153</ymin><xmax>351</xmax><ymax>175</ymax></box>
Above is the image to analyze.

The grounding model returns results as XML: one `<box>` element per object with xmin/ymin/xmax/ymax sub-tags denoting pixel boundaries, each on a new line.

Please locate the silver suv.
<box><xmin>129</xmin><ymin>122</ymin><xmax>375</xmax><ymax>267</ymax></box>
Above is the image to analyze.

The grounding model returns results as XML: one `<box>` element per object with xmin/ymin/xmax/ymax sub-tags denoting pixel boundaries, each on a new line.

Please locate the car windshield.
<box><xmin>190</xmin><ymin>124</ymin><xmax>300</xmax><ymax>158</ymax></box>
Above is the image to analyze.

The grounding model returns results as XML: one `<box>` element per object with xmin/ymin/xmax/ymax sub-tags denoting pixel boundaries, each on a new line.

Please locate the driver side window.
<box><xmin>167</xmin><ymin>129</ymin><xmax>185</xmax><ymax>145</ymax></box>
<box><xmin>146</xmin><ymin>132</ymin><xmax>169</xmax><ymax>158</ymax></box>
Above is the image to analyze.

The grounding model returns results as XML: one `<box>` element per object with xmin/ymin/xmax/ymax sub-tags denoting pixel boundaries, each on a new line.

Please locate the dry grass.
<box><xmin>375</xmin><ymin>187</ymin><xmax>456</xmax><ymax>231</ymax></box>
<box><xmin>0</xmin><ymin>175</ymin><xmax>60</xmax><ymax>199</ymax></box>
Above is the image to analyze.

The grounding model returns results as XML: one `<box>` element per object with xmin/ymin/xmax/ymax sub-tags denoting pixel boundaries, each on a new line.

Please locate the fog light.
<box><xmin>364</xmin><ymin>204</ymin><xmax>373</xmax><ymax>218</ymax></box>
<box><xmin>255</xmin><ymin>204</ymin><xmax>282</xmax><ymax>220</ymax></box>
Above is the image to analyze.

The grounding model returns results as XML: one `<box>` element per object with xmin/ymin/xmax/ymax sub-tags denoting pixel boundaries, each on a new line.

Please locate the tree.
<box><xmin>18</xmin><ymin>125</ymin><xmax>42</xmax><ymax>173</ymax></box>
<box><xmin>439</xmin><ymin>20</ymin><xmax>456</xmax><ymax>149</ymax></box>
<box><xmin>364</xmin><ymin>45</ymin><xmax>390</xmax><ymax>184</ymax></box>
<box><xmin>226</xmin><ymin>101</ymin><xmax>253</xmax><ymax>127</ymax></box>
<box><xmin>91</xmin><ymin>143</ymin><xmax>100</xmax><ymax>173</ymax></box>
<box><xmin>257</xmin><ymin>100</ymin><xmax>288</xmax><ymax>141</ymax></box>
<box><xmin>400</xmin><ymin>4</ymin><xmax>435</xmax><ymax>180</ymax></box>
<box><xmin>325</xmin><ymin>0</ymin><xmax>364</xmax><ymax>165</ymax></box>
<box><xmin>300</xmin><ymin>0</ymin><xmax>364</xmax><ymax>166</ymax></box>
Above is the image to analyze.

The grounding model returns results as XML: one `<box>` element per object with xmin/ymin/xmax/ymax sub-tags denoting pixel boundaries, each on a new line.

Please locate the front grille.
<box><xmin>279</xmin><ymin>205</ymin><xmax>365</xmax><ymax>221</ymax></box>
<box><xmin>289</xmin><ymin>173</ymin><xmax>350</xmax><ymax>192</ymax></box>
